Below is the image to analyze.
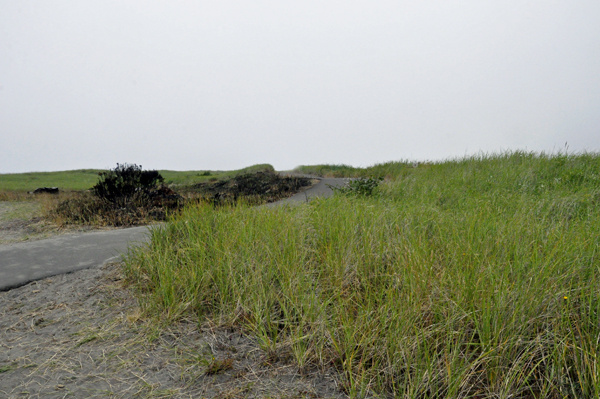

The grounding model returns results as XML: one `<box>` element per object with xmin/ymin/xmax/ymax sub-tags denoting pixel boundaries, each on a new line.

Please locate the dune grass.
<box><xmin>125</xmin><ymin>151</ymin><xmax>600</xmax><ymax>397</ymax></box>
<box><xmin>0</xmin><ymin>164</ymin><xmax>275</xmax><ymax>192</ymax></box>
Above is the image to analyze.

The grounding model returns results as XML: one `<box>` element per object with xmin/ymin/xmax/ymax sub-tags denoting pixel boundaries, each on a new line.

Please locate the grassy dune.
<box><xmin>160</xmin><ymin>163</ymin><xmax>274</xmax><ymax>186</ymax></box>
<box><xmin>0</xmin><ymin>164</ymin><xmax>274</xmax><ymax>192</ymax></box>
<box><xmin>293</xmin><ymin>161</ymin><xmax>413</xmax><ymax>178</ymax></box>
<box><xmin>126</xmin><ymin>151</ymin><xmax>600</xmax><ymax>397</ymax></box>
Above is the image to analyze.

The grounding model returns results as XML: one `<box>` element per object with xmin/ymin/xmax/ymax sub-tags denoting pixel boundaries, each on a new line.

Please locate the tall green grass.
<box><xmin>125</xmin><ymin>152</ymin><xmax>600</xmax><ymax>398</ymax></box>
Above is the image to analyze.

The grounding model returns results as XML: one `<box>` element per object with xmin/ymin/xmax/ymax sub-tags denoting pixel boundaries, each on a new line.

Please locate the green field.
<box><xmin>0</xmin><ymin>169</ymin><xmax>104</xmax><ymax>192</ymax></box>
<box><xmin>126</xmin><ymin>151</ymin><xmax>600</xmax><ymax>398</ymax></box>
<box><xmin>0</xmin><ymin>164</ymin><xmax>274</xmax><ymax>192</ymax></box>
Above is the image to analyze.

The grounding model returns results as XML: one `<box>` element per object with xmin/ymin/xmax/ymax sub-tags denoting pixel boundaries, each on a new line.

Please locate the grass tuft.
<box><xmin>204</xmin><ymin>357</ymin><xmax>234</xmax><ymax>375</ymax></box>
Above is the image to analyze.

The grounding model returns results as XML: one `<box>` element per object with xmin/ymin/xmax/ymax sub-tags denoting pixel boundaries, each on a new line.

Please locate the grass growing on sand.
<box><xmin>127</xmin><ymin>151</ymin><xmax>600</xmax><ymax>397</ymax></box>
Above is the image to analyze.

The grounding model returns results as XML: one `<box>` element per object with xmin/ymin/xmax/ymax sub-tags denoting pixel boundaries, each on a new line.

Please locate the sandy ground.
<box><xmin>0</xmin><ymin>201</ymin><xmax>114</xmax><ymax>245</ymax></box>
<box><xmin>0</xmin><ymin>199</ymin><xmax>347</xmax><ymax>398</ymax></box>
<box><xmin>0</xmin><ymin>262</ymin><xmax>347</xmax><ymax>398</ymax></box>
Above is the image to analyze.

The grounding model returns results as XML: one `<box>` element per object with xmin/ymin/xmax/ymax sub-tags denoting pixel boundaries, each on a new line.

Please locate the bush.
<box><xmin>93</xmin><ymin>163</ymin><xmax>164</xmax><ymax>207</ymax></box>
<box><xmin>48</xmin><ymin>163</ymin><xmax>184</xmax><ymax>227</ymax></box>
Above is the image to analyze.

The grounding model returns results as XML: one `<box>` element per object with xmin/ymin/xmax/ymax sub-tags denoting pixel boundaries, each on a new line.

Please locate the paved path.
<box><xmin>0</xmin><ymin>227</ymin><xmax>151</xmax><ymax>291</ymax></box>
<box><xmin>0</xmin><ymin>176</ymin><xmax>346</xmax><ymax>291</ymax></box>
<box><xmin>264</xmin><ymin>176</ymin><xmax>346</xmax><ymax>207</ymax></box>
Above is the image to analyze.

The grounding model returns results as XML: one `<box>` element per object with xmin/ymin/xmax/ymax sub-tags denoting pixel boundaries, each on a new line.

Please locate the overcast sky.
<box><xmin>1</xmin><ymin>1</ymin><xmax>599</xmax><ymax>173</ymax></box>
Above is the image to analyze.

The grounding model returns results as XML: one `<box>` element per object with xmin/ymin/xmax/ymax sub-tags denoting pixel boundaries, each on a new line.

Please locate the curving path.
<box><xmin>0</xmin><ymin>176</ymin><xmax>346</xmax><ymax>291</ymax></box>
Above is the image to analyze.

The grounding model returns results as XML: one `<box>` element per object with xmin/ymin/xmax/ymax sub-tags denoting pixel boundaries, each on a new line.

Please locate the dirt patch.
<box><xmin>0</xmin><ymin>217</ymin><xmax>50</xmax><ymax>243</ymax></box>
<box><xmin>0</xmin><ymin>262</ymin><xmax>347</xmax><ymax>398</ymax></box>
<box><xmin>0</xmin><ymin>201</ymin><xmax>115</xmax><ymax>244</ymax></box>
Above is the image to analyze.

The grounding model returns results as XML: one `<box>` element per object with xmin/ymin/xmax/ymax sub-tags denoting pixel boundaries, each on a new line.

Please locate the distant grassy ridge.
<box><xmin>160</xmin><ymin>164</ymin><xmax>274</xmax><ymax>186</ymax></box>
<box><xmin>126</xmin><ymin>151</ymin><xmax>600</xmax><ymax>397</ymax></box>
<box><xmin>293</xmin><ymin>161</ymin><xmax>414</xmax><ymax>178</ymax></box>
<box><xmin>293</xmin><ymin>163</ymin><xmax>362</xmax><ymax>177</ymax></box>
<box><xmin>0</xmin><ymin>169</ymin><xmax>104</xmax><ymax>192</ymax></box>
<box><xmin>0</xmin><ymin>164</ymin><xmax>275</xmax><ymax>192</ymax></box>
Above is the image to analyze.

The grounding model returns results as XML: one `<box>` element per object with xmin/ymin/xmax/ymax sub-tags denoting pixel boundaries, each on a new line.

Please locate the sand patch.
<box><xmin>0</xmin><ymin>262</ymin><xmax>345</xmax><ymax>398</ymax></box>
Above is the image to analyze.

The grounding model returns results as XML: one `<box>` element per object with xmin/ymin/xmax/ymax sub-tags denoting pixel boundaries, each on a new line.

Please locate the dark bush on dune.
<box><xmin>93</xmin><ymin>163</ymin><xmax>164</xmax><ymax>207</ymax></box>
<box><xmin>51</xmin><ymin>163</ymin><xmax>183</xmax><ymax>227</ymax></box>
<box><xmin>49</xmin><ymin>166</ymin><xmax>311</xmax><ymax>226</ymax></box>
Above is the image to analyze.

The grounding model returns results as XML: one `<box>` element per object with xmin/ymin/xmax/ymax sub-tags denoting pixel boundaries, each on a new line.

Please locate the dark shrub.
<box><xmin>49</xmin><ymin>163</ymin><xmax>184</xmax><ymax>227</ymax></box>
<box><xmin>93</xmin><ymin>163</ymin><xmax>164</xmax><ymax>207</ymax></box>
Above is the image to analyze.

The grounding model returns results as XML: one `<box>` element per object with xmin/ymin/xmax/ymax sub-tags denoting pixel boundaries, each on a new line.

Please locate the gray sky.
<box><xmin>1</xmin><ymin>1</ymin><xmax>599</xmax><ymax>173</ymax></box>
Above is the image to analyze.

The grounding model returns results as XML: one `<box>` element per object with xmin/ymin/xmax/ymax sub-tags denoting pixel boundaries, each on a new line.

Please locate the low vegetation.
<box><xmin>1</xmin><ymin>163</ymin><xmax>311</xmax><ymax>228</ymax></box>
<box><xmin>125</xmin><ymin>151</ymin><xmax>600</xmax><ymax>398</ymax></box>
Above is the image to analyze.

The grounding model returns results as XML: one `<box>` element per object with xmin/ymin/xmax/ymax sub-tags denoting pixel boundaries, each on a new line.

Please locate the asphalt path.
<box><xmin>0</xmin><ymin>176</ymin><xmax>346</xmax><ymax>291</ymax></box>
<box><xmin>264</xmin><ymin>176</ymin><xmax>346</xmax><ymax>207</ymax></box>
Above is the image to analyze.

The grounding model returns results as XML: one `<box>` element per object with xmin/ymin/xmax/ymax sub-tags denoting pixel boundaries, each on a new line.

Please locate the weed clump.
<box><xmin>330</xmin><ymin>176</ymin><xmax>383</xmax><ymax>197</ymax></box>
